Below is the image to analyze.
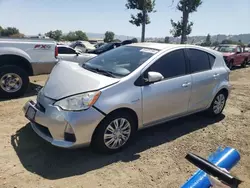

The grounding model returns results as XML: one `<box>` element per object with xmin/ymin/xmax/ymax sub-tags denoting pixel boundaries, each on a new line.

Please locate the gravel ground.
<box><xmin>0</xmin><ymin>66</ymin><xmax>250</xmax><ymax>188</ymax></box>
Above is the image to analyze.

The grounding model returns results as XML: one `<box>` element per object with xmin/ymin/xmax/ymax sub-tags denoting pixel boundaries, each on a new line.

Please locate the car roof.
<box><xmin>128</xmin><ymin>42</ymin><xmax>223</xmax><ymax>57</ymax></box>
<box><xmin>128</xmin><ymin>42</ymin><xmax>183</xmax><ymax>50</ymax></box>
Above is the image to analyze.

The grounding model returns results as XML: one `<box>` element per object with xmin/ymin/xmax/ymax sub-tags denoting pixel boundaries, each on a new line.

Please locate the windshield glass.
<box><xmin>217</xmin><ymin>46</ymin><xmax>236</xmax><ymax>53</ymax></box>
<box><xmin>83</xmin><ymin>46</ymin><xmax>159</xmax><ymax>77</ymax></box>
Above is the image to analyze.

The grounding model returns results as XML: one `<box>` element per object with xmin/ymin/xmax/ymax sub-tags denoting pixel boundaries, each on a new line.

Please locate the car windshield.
<box><xmin>217</xmin><ymin>46</ymin><xmax>236</xmax><ymax>53</ymax></box>
<box><xmin>82</xmin><ymin>46</ymin><xmax>159</xmax><ymax>77</ymax></box>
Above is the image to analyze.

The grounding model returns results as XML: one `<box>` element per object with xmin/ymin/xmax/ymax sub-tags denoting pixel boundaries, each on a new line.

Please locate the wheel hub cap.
<box><xmin>0</xmin><ymin>73</ymin><xmax>22</xmax><ymax>93</ymax></box>
<box><xmin>213</xmin><ymin>94</ymin><xmax>225</xmax><ymax>114</ymax></box>
<box><xmin>104</xmin><ymin>118</ymin><xmax>131</xmax><ymax>149</ymax></box>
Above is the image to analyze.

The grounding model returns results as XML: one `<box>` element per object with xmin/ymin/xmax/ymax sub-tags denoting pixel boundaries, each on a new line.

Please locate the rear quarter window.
<box><xmin>208</xmin><ymin>54</ymin><xmax>216</xmax><ymax>68</ymax></box>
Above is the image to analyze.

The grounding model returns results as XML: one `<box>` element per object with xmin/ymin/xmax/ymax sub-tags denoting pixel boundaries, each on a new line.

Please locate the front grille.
<box><xmin>34</xmin><ymin>123</ymin><xmax>52</xmax><ymax>138</ymax></box>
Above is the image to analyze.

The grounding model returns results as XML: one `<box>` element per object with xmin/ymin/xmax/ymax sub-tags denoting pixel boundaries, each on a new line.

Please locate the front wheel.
<box><xmin>0</xmin><ymin>65</ymin><xmax>29</xmax><ymax>98</ymax></box>
<box><xmin>91</xmin><ymin>112</ymin><xmax>136</xmax><ymax>153</ymax></box>
<box><xmin>206</xmin><ymin>91</ymin><xmax>227</xmax><ymax>116</ymax></box>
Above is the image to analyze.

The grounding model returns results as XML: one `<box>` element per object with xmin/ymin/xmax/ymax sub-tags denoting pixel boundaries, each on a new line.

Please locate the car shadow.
<box><xmin>0</xmin><ymin>83</ymin><xmax>42</xmax><ymax>102</ymax></box>
<box><xmin>11</xmin><ymin>113</ymin><xmax>225</xmax><ymax>180</ymax></box>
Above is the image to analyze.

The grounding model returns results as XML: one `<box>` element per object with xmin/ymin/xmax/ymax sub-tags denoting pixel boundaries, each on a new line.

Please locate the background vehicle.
<box><xmin>70</xmin><ymin>40</ymin><xmax>96</xmax><ymax>53</ymax></box>
<box><xmin>215</xmin><ymin>44</ymin><xmax>250</xmax><ymax>69</ymax></box>
<box><xmin>87</xmin><ymin>42</ymin><xmax>122</xmax><ymax>55</ymax></box>
<box><xmin>0</xmin><ymin>38</ymin><xmax>58</xmax><ymax>98</ymax></box>
<box><xmin>57</xmin><ymin>45</ymin><xmax>97</xmax><ymax>63</ymax></box>
<box><xmin>23</xmin><ymin>43</ymin><xmax>230</xmax><ymax>153</ymax></box>
<box><xmin>94</xmin><ymin>42</ymin><xmax>105</xmax><ymax>48</ymax></box>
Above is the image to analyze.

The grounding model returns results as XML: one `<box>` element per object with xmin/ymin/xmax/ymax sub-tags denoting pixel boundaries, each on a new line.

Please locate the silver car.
<box><xmin>23</xmin><ymin>43</ymin><xmax>231</xmax><ymax>153</ymax></box>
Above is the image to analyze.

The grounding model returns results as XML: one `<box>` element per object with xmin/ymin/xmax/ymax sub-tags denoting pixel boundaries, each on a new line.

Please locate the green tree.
<box><xmin>126</xmin><ymin>0</ymin><xmax>156</xmax><ymax>42</ymax></box>
<box><xmin>45</xmin><ymin>30</ymin><xmax>62</xmax><ymax>41</ymax></box>
<box><xmin>104</xmin><ymin>31</ymin><xmax>115</xmax><ymax>42</ymax></box>
<box><xmin>170</xmin><ymin>0</ymin><xmax>202</xmax><ymax>44</ymax></box>
<box><xmin>164</xmin><ymin>36</ymin><xmax>170</xmax><ymax>43</ymax></box>
<box><xmin>1</xmin><ymin>27</ymin><xmax>19</xmax><ymax>37</ymax></box>
<box><xmin>75</xmin><ymin>30</ymin><xmax>88</xmax><ymax>41</ymax></box>
<box><xmin>201</xmin><ymin>34</ymin><xmax>211</xmax><ymax>46</ymax></box>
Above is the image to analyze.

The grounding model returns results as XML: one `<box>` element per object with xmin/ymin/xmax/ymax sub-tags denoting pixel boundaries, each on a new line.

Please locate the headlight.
<box><xmin>54</xmin><ymin>91</ymin><xmax>101</xmax><ymax>111</ymax></box>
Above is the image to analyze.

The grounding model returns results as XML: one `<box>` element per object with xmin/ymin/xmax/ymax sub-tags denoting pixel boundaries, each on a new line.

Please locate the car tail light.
<box><xmin>55</xmin><ymin>46</ymin><xmax>58</xmax><ymax>58</ymax></box>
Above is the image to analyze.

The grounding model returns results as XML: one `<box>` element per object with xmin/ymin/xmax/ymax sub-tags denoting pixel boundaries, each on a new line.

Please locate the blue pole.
<box><xmin>181</xmin><ymin>147</ymin><xmax>240</xmax><ymax>188</ymax></box>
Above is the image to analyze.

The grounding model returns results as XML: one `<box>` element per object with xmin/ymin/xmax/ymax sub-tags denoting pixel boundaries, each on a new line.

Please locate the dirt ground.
<box><xmin>0</xmin><ymin>66</ymin><xmax>250</xmax><ymax>188</ymax></box>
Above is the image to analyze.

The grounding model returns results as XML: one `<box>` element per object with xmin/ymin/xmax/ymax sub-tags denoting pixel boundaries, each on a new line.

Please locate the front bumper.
<box><xmin>23</xmin><ymin>98</ymin><xmax>105</xmax><ymax>148</ymax></box>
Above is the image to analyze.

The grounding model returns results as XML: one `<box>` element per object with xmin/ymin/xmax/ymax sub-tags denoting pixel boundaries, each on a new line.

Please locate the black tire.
<box><xmin>206</xmin><ymin>91</ymin><xmax>227</xmax><ymax>117</ymax></box>
<box><xmin>241</xmin><ymin>59</ymin><xmax>247</xmax><ymax>68</ymax></box>
<box><xmin>0</xmin><ymin>65</ymin><xmax>29</xmax><ymax>98</ymax></box>
<box><xmin>91</xmin><ymin>112</ymin><xmax>137</xmax><ymax>153</ymax></box>
<box><xmin>227</xmin><ymin>60</ymin><xmax>233</xmax><ymax>70</ymax></box>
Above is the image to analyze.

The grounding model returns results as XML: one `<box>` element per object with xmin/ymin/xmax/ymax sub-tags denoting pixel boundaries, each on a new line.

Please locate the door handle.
<box><xmin>213</xmin><ymin>73</ymin><xmax>220</xmax><ymax>79</ymax></box>
<box><xmin>182</xmin><ymin>82</ymin><xmax>191</xmax><ymax>87</ymax></box>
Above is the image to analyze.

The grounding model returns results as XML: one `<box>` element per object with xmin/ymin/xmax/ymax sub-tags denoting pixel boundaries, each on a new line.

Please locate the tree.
<box><xmin>1</xmin><ymin>27</ymin><xmax>19</xmax><ymax>37</ymax></box>
<box><xmin>104</xmin><ymin>31</ymin><xmax>115</xmax><ymax>42</ymax></box>
<box><xmin>126</xmin><ymin>0</ymin><xmax>156</xmax><ymax>42</ymax></box>
<box><xmin>164</xmin><ymin>36</ymin><xmax>170</xmax><ymax>43</ymax></box>
<box><xmin>170</xmin><ymin>0</ymin><xmax>202</xmax><ymax>44</ymax></box>
<box><xmin>201</xmin><ymin>34</ymin><xmax>211</xmax><ymax>46</ymax></box>
<box><xmin>45</xmin><ymin>30</ymin><xmax>62</xmax><ymax>41</ymax></box>
<box><xmin>75</xmin><ymin>30</ymin><xmax>88</xmax><ymax>41</ymax></box>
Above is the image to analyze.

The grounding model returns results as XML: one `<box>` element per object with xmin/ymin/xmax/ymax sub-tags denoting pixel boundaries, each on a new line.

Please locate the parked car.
<box><xmin>94</xmin><ymin>42</ymin><xmax>105</xmax><ymax>49</ymax></box>
<box><xmin>70</xmin><ymin>41</ymin><xmax>96</xmax><ymax>53</ymax></box>
<box><xmin>215</xmin><ymin>44</ymin><xmax>250</xmax><ymax>69</ymax></box>
<box><xmin>0</xmin><ymin>38</ymin><xmax>58</xmax><ymax>98</ymax></box>
<box><xmin>57</xmin><ymin>45</ymin><xmax>97</xmax><ymax>63</ymax></box>
<box><xmin>23</xmin><ymin>43</ymin><xmax>230</xmax><ymax>153</ymax></box>
<box><xmin>87</xmin><ymin>42</ymin><xmax>122</xmax><ymax>55</ymax></box>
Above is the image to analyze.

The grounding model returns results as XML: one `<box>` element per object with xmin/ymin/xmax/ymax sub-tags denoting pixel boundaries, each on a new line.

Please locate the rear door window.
<box><xmin>187</xmin><ymin>49</ymin><xmax>211</xmax><ymax>73</ymax></box>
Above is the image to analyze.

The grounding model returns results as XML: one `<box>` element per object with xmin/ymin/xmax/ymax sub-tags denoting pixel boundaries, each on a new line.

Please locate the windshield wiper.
<box><xmin>92</xmin><ymin>68</ymin><xmax>117</xmax><ymax>78</ymax></box>
<box><xmin>83</xmin><ymin>64</ymin><xmax>116</xmax><ymax>78</ymax></box>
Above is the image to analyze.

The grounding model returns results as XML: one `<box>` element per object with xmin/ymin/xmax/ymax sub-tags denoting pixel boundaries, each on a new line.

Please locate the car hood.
<box><xmin>222</xmin><ymin>52</ymin><xmax>235</xmax><ymax>57</ymax></box>
<box><xmin>43</xmin><ymin>61</ymin><xmax>120</xmax><ymax>100</ymax></box>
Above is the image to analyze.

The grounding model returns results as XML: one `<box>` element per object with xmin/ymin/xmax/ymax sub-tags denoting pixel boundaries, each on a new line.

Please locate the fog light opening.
<box><xmin>64</xmin><ymin>124</ymin><xmax>76</xmax><ymax>142</ymax></box>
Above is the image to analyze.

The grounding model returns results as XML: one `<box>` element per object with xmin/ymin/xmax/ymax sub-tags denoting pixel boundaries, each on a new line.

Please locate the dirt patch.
<box><xmin>0</xmin><ymin>67</ymin><xmax>250</xmax><ymax>188</ymax></box>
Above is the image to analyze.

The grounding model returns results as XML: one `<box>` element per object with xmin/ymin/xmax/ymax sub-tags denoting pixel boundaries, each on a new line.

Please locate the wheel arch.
<box><xmin>91</xmin><ymin>107</ymin><xmax>139</xmax><ymax>143</ymax></box>
<box><xmin>0</xmin><ymin>54</ymin><xmax>33</xmax><ymax>76</ymax></box>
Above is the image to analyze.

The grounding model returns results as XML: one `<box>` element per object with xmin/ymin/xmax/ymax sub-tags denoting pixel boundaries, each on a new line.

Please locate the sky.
<box><xmin>0</xmin><ymin>0</ymin><xmax>249</xmax><ymax>37</ymax></box>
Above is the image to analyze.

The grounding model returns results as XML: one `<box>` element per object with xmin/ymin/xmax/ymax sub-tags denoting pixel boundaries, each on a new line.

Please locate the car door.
<box><xmin>235</xmin><ymin>46</ymin><xmax>244</xmax><ymax>65</ymax></box>
<box><xmin>186</xmin><ymin>48</ymin><xmax>218</xmax><ymax>112</ymax></box>
<box><xmin>141</xmin><ymin>49</ymin><xmax>192</xmax><ymax>126</ymax></box>
<box><xmin>58</xmin><ymin>47</ymin><xmax>78</xmax><ymax>62</ymax></box>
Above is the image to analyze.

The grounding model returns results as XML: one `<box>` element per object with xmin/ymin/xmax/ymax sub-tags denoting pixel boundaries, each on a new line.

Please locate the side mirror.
<box><xmin>236</xmin><ymin>51</ymin><xmax>241</xmax><ymax>54</ymax></box>
<box><xmin>145</xmin><ymin>71</ymin><xmax>164</xmax><ymax>83</ymax></box>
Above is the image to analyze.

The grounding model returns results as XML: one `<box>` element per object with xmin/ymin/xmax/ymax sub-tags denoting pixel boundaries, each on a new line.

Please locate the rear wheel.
<box><xmin>0</xmin><ymin>65</ymin><xmax>29</xmax><ymax>98</ymax></box>
<box><xmin>91</xmin><ymin>112</ymin><xmax>136</xmax><ymax>153</ymax></box>
<box><xmin>206</xmin><ymin>91</ymin><xmax>227</xmax><ymax>116</ymax></box>
<box><xmin>241</xmin><ymin>59</ymin><xmax>248</xmax><ymax>68</ymax></box>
